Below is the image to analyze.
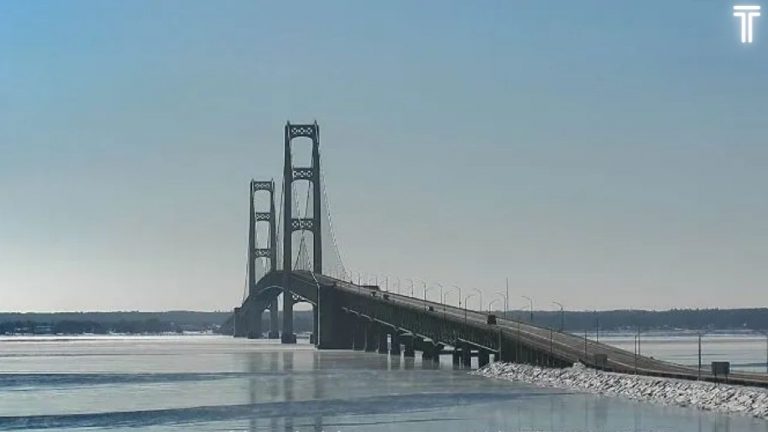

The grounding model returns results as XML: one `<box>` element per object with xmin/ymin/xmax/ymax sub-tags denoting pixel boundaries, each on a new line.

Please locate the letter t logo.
<box><xmin>734</xmin><ymin>5</ymin><xmax>761</xmax><ymax>43</ymax></box>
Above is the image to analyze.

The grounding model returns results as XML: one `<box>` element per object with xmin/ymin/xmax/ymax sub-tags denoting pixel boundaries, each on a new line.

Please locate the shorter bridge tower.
<box><xmin>234</xmin><ymin>179</ymin><xmax>279</xmax><ymax>338</ymax></box>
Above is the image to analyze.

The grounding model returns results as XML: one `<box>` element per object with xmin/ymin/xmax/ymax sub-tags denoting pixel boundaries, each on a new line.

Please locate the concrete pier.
<box><xmin>390</xmin><ymin>332</ymin><xmax>401</xmax><ymax>356</ymax></box>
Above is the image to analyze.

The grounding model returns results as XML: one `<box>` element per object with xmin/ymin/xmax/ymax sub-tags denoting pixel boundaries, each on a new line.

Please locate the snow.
<box><xmin>472</xmin><ymin>362</ymin><xmax>768</xmax><ymax>419</ymax></box>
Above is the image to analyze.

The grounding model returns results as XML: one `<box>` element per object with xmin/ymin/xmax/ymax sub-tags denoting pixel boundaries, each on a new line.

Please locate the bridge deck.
<box><xmin>305</xmin><ymin>273</ymin><xmax>768</xmax><ymax>388</ymax></box>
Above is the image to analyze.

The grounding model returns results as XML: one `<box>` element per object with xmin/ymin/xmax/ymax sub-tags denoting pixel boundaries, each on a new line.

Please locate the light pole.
<box><xmin>763</xmin><ymin>331</ymin><xmax>768</xmax><ymax>374</ymax></box>
<box><xmin>505</xmin><ymin>277</ymin><xmax>510</xmax><ymax>321</ymax></box>
<box><xmin>488</xmin><ymin>299</ymin><xmax>500</xmax><ymax>314</ymax></box>
<box><xmin>471</xmin><ymin>288</ymin><xmax>483</xmax><ymax>312</ymax></box>
<box><xmin>451</xmin><ymin>285</ymin><xmax>462</xmax><ymax>308</ymax></box>
<box><xmin>406</xmin><ymin>278</ymin><xmax>415</xmax><ymax>297</ymax></box>
<box><xmin>696</xmin><ymin>330</ymin><xmax>715</xmax><ymax>379</ymax></box>
<box><xmin>552</xmin><ymin>301</ymin><xmax>564</xmax><ymax>331</ymax></box>
<box><xmin>394</xmin><ymin>277</ymin><xmax>400</xmax><ymax>294</ymax></box>
<box><xmin>463</xmin><ymin>294</ymin><xmax>476</xmax><ymax>322</ymax></box>
<box><xmin>433</xmin><ymin>283</ymin><xmax>444</xmax><ymax>305</ymax></box>
<box><xmin>417</xmin><ymin>279</ymin><xmax>427</xmax><ymax>297</ymax></box>
<box><xmin>633</xmin><ymin>328</ymin><xmax>643</xmax><ymax>375</ymax></box>
<box><xmin>698</xmin><ymin>332</ymin><xmax>703</xmax><ymax>379</ymax></box>
<box><xmin>495</xmin><ymin>292</ymin><xmax>507</xmax><ymax>317</ymax></box>
<box><xmin>595</xmin><ymin>311</ymin><xmax>600</xmax><ymax>343</ymax></box>
<box><xmin>423</xmin><ymin>282</ymin><xmax>433</xmax><ymax>307</ymax></box>
<box><xmin>522</xmin><ymin>295</ymin><xmax>533</xmax><ymax>322</ymax></box>
<box><xmin>444</xmin><ymin>285</ymin><xmax>460</xmax><ymax>307</ymax></box>
<box><xmin>496</xmin><ymin>291</ymin><xmax>509</xmax><ymax>320</ymax></box>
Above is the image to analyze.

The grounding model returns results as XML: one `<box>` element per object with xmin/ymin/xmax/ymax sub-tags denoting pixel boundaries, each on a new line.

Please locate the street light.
<box><xmin>471</xmin><ymin>288</ymin><xmax>483</xmax><ymax>312</ymax></box>
<box><xmin>422</xmin><ymin>281</ymin><xmax>434</xmax><ymax>306</ymax></box>
<box><xmin>763</xmin><ymin>332</ymin><xmax>768</xmax><ymax>375</ymax></box>
<box><xmin>463</xmin><ymin>293</ymin><xmax>476</xmax><ymax>322</ymax></box>
<box><xmin>416</xmin><ymin>279</ymin><xmax>427</xmax><ymax>295</ymax></box>
<box><xmin>444</xmin><ymin>285</ymin><xmax>460</xmax><ymax>307</ymax></box>
<box><xmin>393</xmin><ymin>277</ymin><xmax>400</xmax><ymax>294</ymax></box>
<box><xmin>432</xmin><ymin>283</ymin><xmax>444</xmax><ymax>305</ymax></box>
<box><xmin>505</xmin><ymin>277</ymin><xmax>510</xmax><ymax>321</ymax></box>
<box><xmin>406</xmin><ymin>278</ymin><xmax>415</xmax><ymax>297</ymax></box>
<box><xmin>496</xmin><ymin>292</ymin><xmax>508</xmax><ymax>318</ymax></box>
<box><xmin>496</xmin><ymin>291</ymin><xmax>509</xmax><ymax>320</ymax></box>
<box><xmin>696</xmin><ymin>330</ymin><xmax>717</xmax><ymax>379</ymax></box>
<box><xmin>552</xmin><ymin>301</ymin><xmax>564</xmax><ymax>331</ymax></box>
<box><xmin>451</xmin><ymin>285</ymin><xmax>462</xmax><ymax>308</ymax></box>
<box><xmin>488</xmin><ymin>299</ymin><xmax>501</xmax><ymax>314</ymax></box>
<box><xmin>522</xmin><ymin>295</ymin><xmax>533</xmax><ymax>322</ymax></box>
<box><xmin>595</xmin><ymin>311</ymin><xmax>600</xmax><ymax>343</ymax></box>
<box><xmin>759</xmin><ymin>331</ymin><xmax>768</xmax><ymax>374</ymax></box>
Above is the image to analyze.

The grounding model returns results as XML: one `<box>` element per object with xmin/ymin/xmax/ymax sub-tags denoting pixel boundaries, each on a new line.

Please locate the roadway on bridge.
<box><xmin>303</xmin><ymin>272</ymin><xmax>768</xmax><ymax>388</ymax></box>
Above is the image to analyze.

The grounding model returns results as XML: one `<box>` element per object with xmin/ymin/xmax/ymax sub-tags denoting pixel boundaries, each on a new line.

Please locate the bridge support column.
<box><xmin>403</xmin><ymin>335</ymin><xmax>415</xmax><ymax>358</ymax></box>
<box><xmin>461</xmin><ymin>343</ymin><xmax>472</xmax><ymax>367</ymax></box>
<box><xmin>352</xmin><ymin>317</ymin><xmax>365</xmax><ymax>350</ymax></box>
<box><xmin>377</xmin><ymin>327</ymin><xmax>388</xmax><ymax>354</ymax></box>
<box><xmin>281</xmin><ymin>292</ymin><xmax>296</xmax><ymax>344</ymax></box>
<box><xmin>390</xmin><ymin>332</ymin><xmax>401</xmax><ymax>356</ymax></box>
<box><xmin>310</xmin><ymin>305</ymin><xmax>319</xmax><ymax>346</ymax></box>
<box><xmin>424</xmin><ymin>343</ymin><xmax>441</xmax><ymax>364</ymax></box>
<box><xmin>316</xmin><ymin>285</ymin><xmax>353</xmax><ymax>349</ymax></box>
<box><xmin>247</xmin><ymin>307</ymin><xmax>263</xmax><ymax>339</ymax></box>
<box><xmin>233</xmin><ymin>307</ymin><xmax>247</xmax><ymax>338</ymax></box>
<box><xmin>268</xmin><ymin>299</ymin><xmax>279</xmax><ymax>339</ymax></box>
<box><xmin>478</xmin><ymin>350</ymin><xmax>490</xmax><ymax>368</ymax></box>
<box><xmin>365</xmin><ymin>321</ymin><xmax>378</xmax><ymax>352</ymax></box>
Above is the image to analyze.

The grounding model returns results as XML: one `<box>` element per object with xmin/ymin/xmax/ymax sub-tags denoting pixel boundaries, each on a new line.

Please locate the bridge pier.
<box><xmin>403</xmin><ymin>334</ymin><xmax>415</xmax><ymax>358</ymax></box>
<box><xmin>315</xmin><ymin>286</ymin><xmax>353</xmax><ymax>349</ymax></box>
<box><xmin>377</xmin><ymin>327</ymin><xmax>388</xmax><ymax>354</ymax></box>
<box><xmin>247</xmin><ymin>307</ymin><xmax>263</xmax><ymax>339</ymax></box>
<box><xmin>461</xmin><ymin>343</ymin><xmax>472</xmax><ymax>367</ymax></box>
<box><xmin>390</xmin><ymin>332</ymin><xmax>401</xmax><ymax>356</ymax></box>
<box><xmin>268</xmin><ymin>299</ymin><xmax>279</xmax><ymax>339</ymax></box>
<box><xmin>233</xmin><ymin>307</ymin><xmax>247</xmax><ymax>338</ymax></box>
<box><xmin>311</xmin><ymin>305</ymin><xmax>319</xmax><ymax>346</ymax></box>
<box><xmin>365</xmin><ymin>321</ymin><xmax>378</xmax><ymax>352</ymax></box>
<box><xmin>478</xmin><ymin>350</ymin><xmax>490</xmax><ymax>368</ymax></box>
<box><xmin>421</xmin><ymin>343</ymin><xmax>433</xmax><ymax>362</ymax></box>
<box><xmin>426</xmin><ymin>343</ymin><xmax>441</xmax><ymax>364</ymax></box>
<box><xmin>352</xmin><ymin>318</ymin><xmax>365</xmax><ymax>350</ymax></box>
<box><xmin>281</xmin><ymin>292</ymin><xmax>296</xmax><ymax>344</ymax></box>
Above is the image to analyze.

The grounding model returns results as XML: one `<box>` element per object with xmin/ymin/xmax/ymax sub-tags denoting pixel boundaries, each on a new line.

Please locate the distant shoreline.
<box><xmin>1</xmin><ymin>308</ymin><xmax>767</xmax><ymax>336</ymax></box>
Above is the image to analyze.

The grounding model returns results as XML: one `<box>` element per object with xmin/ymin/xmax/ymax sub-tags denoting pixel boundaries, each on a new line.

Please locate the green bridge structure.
<box><xmin>233</xmin><ymin>122</ymin><xmax>768</xmax><ymax>388</ymax></box>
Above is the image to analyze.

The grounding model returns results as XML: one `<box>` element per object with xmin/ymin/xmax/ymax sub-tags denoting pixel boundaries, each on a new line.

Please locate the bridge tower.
<box><xmin>244</xmin><ymin>179</ymin><xmax>279</xmax><ymax>338</ymax></box>
<box><xmin>281</xmin><ymin>122</ymin><xmax>322</xmax><ymax>344</ymax></box>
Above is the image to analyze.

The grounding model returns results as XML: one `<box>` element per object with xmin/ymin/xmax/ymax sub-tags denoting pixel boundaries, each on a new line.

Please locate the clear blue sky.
<box><xmin>1</xmin><ymin>1</ymin><xmax>767</xmax><ymax>312</ymax></box>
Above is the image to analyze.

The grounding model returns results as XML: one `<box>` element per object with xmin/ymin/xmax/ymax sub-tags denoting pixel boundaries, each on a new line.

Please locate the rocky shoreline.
<box><xmin>473</xmin><ymin>362</ymin><xmax>768</xmax><ymax>419</ymax></box>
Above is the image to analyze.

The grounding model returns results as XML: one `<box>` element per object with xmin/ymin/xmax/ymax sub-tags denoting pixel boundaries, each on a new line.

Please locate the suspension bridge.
<box><xmin>232</xmin><ymin>122</ymin><xmax>768</xmax><ymax>388</ymax></box>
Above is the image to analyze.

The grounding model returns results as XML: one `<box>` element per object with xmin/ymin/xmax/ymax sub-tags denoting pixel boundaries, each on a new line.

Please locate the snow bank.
<box><xmin>472</xmin><ymin>362</ymin><xmax>768</xmax><ymax>419</ymax></box>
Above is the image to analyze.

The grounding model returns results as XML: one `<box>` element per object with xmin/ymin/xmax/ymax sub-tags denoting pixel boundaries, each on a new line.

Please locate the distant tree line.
<box><xmin>0</xmin><ymin>311</ymin><xmax>230</xmax><ymax>335</ymax></box>
<box><xmin>498</xmin><ymin>308</ymin><xmax>768</xmax><ymax>332</ymax></box>
<box><xmin>4</xmin><ymin>308</ymin><xmax>767</xmax><ymax>336</ymax></box>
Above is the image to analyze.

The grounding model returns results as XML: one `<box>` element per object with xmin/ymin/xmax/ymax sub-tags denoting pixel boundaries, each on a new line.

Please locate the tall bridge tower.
<box><xmin>281</xmin><ymin>122</ymin><xmax>322</xmax><ymax>344</ymax></box>
<box><xmin>248</xmin><ymin>179</ymin><xmax>280</xmax><ymax>338</ymax></box>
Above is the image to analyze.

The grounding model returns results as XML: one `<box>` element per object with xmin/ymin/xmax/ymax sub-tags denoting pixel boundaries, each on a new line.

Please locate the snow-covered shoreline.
<box><xmin>473</xmin><ymin>362</ymin><xmax>768</xmax><ymax>419</ymax></box>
